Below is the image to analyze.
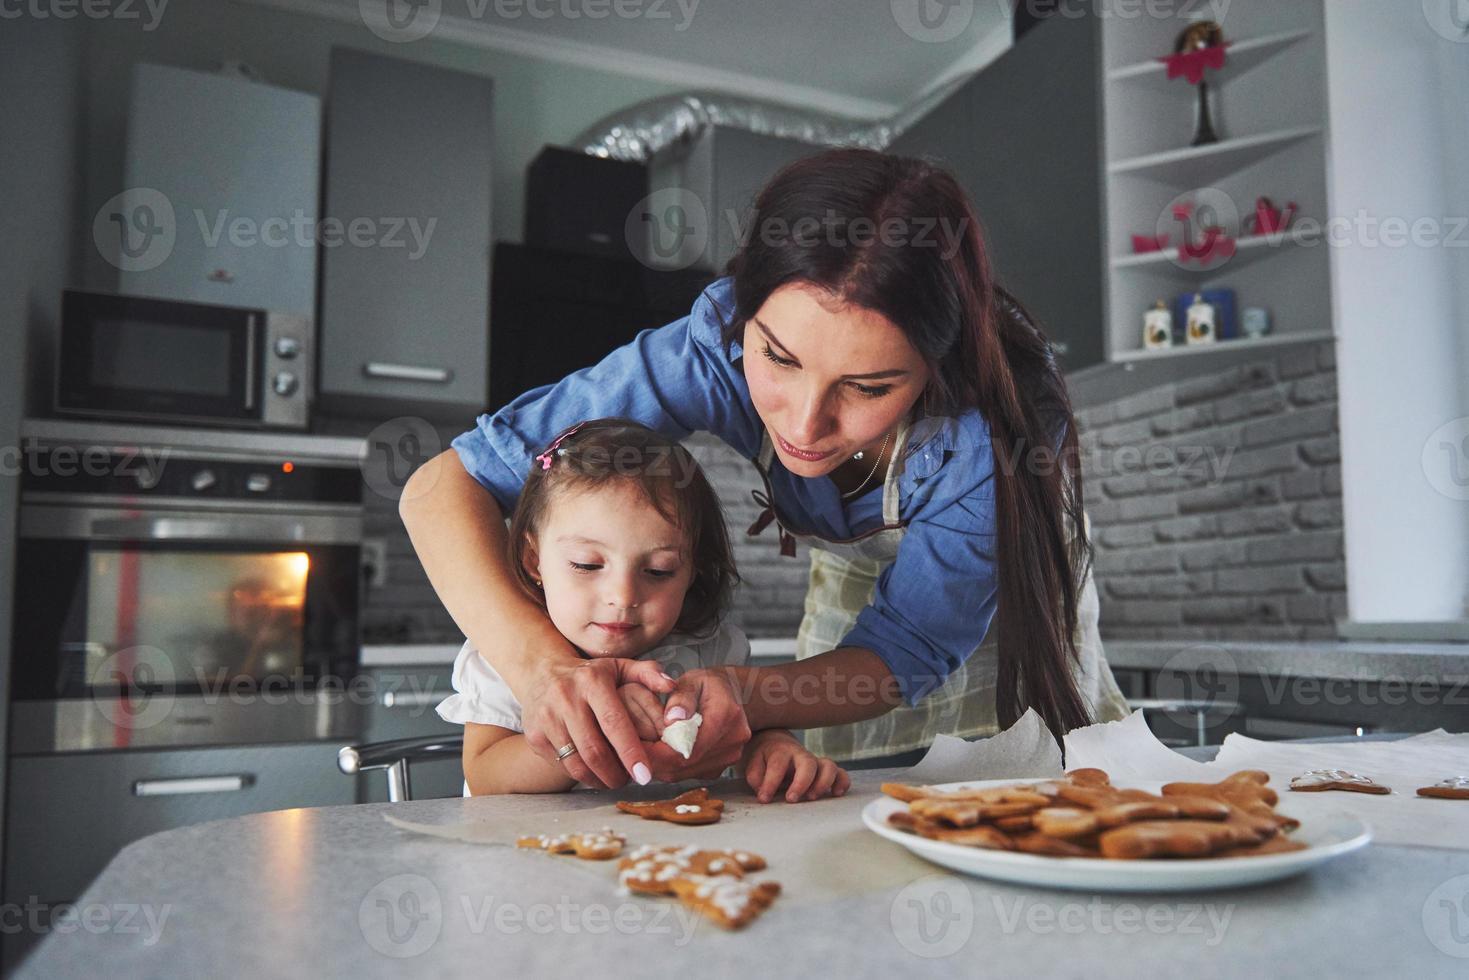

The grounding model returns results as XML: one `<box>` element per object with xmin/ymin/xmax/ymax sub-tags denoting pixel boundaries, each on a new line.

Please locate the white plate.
<box><xmin>863</xmin><ymin>778</ymin><xmax>1371</xmax><ymax>893</ymax></box>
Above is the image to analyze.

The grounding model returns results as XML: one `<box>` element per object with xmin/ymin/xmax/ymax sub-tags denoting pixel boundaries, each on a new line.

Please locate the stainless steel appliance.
<box><xmin>10</xmin><ymin>419</ymin><xmax>365</xmax><ymax>752</ymax></box>
<box><xmin>56</xmin><ymin>290</ymin><xmax>313</xmax><ymax>430</ymax></box>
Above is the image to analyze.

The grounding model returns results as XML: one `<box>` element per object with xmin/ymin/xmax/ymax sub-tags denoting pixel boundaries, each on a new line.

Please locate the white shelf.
<box><xmin>1111</xmin><ymin>228</ymin><xmax>1324</xmax><ymax>273</ymax></box>
<box><xmin>1111</xmin><ymin>330</ymin><xmax>1335</xmax><ymax>362</ymax></box>
<box><xmin>1107</xmin><ymin>28</ymin><xmax>1313</xmax><ymax>82</ymax></box>
<box><xmin>1108</xmin><ymin>125</ymin><xmax>1323</xmax><ymax>183</ymax></box>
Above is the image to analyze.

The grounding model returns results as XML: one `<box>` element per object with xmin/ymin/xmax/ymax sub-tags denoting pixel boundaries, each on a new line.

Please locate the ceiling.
<box><xmin>242</xmin><ymin>0</ymin><xmax>1015</xmax><ymax>118</ymax></box>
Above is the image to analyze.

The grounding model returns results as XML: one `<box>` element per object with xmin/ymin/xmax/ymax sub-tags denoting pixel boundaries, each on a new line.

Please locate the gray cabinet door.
<box><xmin>2</xmin><ymin>743</ymin><xmax>352</xmax><ymax>953</ymax></box>
<box><xmin>119</xmin><ymin>64</ymin><xmax>321</xmax><ymax>315</ymax></box>
<box><xmin>648</xmin><ymin>126</ymin><xmax>817</xmax><ymax>274</ymax></box>
<box><xmin>890</xmin><ymin>15</ymin><xmax>1106</xmax><ymax>373</ymax></box>
<box><xmin>319</xmin><ymin>48</ymin><xmax>492</xmax><ymax>417</ymax></box>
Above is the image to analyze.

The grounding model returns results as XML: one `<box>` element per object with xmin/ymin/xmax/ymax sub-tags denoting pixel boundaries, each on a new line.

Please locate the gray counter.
<box><xmin>14</xmin><ymin>764</ymin><xmax>1467</xmax><ymax>979</ymax></box>
<box><xmin>1102</xmin><ymin>639</ymin><xmax>1469</xmax><ymax>681</ymax></box>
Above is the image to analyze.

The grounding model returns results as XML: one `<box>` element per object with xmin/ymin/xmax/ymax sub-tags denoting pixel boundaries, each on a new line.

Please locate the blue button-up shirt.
<box><xmin>452</xmin><ymin>277</ymin><xmax>998</xmax><ymax>705</ymax></box>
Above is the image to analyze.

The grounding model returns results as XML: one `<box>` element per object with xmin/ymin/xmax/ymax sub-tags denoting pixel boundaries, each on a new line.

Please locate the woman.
<box><xmin>401</xmin><ymin>147</ymin><xmax>1129</xmax><ymax>790</ymax></box>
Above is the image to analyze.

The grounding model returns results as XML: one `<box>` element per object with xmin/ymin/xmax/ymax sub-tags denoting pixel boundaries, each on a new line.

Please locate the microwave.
<box><xmin>57</xmin><ymin>289</ymin><xmax>313</xmax><ymax>430</ymax></box>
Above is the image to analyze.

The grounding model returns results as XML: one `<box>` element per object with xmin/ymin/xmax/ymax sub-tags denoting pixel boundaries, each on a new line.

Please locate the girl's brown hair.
<box><xmin>717</xmin><ymin>147</ymin><xmax>1093</xmax><ymax>737</ymax></box>
<box><xmin>507</xmin><ymin>418</ymin><xmax>740</xmax><ymax>638</ymax></box>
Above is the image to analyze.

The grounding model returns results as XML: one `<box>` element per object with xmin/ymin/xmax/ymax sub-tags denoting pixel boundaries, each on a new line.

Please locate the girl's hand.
<box><xmin>618</xmin><ymin>682</ymin><xmax>667</xmax><ymax>742</ymax></box>
<box><xmin>742</xmin><ymin>729</ymin><xmax>850</xmax><ymax>804</ymax></box>
<box><xmin>646</xmin><ymin>668</ymin><xmax>752</xmax><ymax>783</ymax></box>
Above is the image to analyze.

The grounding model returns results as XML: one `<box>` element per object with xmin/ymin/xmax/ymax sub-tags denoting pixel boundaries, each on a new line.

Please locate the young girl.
<box><xmin>436</xmin><ymin>418</ymin><xmax>850</xmax><ymax>802</ymax></box>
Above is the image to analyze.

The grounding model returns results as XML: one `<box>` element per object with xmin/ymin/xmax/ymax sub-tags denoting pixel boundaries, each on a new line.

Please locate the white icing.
<box><xmin>660</xmin><ymin>712</ymin><xmax>704</xmax><ymax>759</ymax></box>
<box><xmin>674</xmin><ymin>804</ymin><xmax>702</xmax><ymax>813</ymax></box>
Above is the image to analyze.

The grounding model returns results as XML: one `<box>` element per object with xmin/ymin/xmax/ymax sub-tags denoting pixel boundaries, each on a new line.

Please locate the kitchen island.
<box><xmin>14</xmin><ymin>756</ymin><xmax>1467</xmax><ymax>979</ymax></box>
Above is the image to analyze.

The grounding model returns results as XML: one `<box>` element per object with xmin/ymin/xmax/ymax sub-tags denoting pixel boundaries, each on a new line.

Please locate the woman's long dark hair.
<box><xmin>717</xmin><ymin>147</ymin><xmax>1093</xmax><ymax>737</ymax></box>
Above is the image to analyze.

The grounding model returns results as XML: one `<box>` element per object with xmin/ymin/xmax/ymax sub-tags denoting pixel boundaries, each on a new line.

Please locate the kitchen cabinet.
<box><xmin>318</xmin><ymin>48</ymin><xmax>493</xmax><ymax>419</ymax></box>
<box><xmin>118</xmin><ymin>64</ymin><xmax>321</xmax><ymax>315</ymax></box>
<box><xmin>1</xmin><ymin>742</ymin><xmax>352</xmax><ymax>970</ymax></box>
<box><xmin>647</xmin><ymin>125</ymin><xmax>817</xmax><ymax>274</ymax></box>
<box><xmin>889</xmin><ymin>13</ymin><xmax>1106</xmax><ymax>372</ymax></box>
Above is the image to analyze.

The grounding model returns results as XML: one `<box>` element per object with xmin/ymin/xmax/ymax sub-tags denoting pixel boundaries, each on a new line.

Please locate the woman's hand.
<box><xmin>644</xmin><ymin>667</ymin><xmax>752</xmax><ymax>782</ymax></box>
<box><xmin>618</xmin><ymin>681</ymin><xmax>668</xmax><ymax>742</ymax></box>
<box><xmin>742</xmin><ymin>729</ymin><xmax>850</xmax><ymax>804</ymax></box>
<box><xmin>519</xmin><ymin>657</ymin><xmax>677</xmax><ymax>789</ymax></box>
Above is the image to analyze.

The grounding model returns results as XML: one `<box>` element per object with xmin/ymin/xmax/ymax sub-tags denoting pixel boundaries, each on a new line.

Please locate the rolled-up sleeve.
<box><xmin>451</xmin><ymin>278</ymin><xmax>755</xmax><ymax>512</ymax></box>
<box><xmin>840</xmin><ymin>456</ymin><xmax>999</xmax><ymax>706</ymax></box>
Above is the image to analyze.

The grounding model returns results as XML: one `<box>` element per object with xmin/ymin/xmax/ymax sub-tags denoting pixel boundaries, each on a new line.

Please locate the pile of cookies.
<box><xmin>516</xmin><ymin>787</ymin><xmax>780</xmax><ymax>929</ymax></box>
<box><xmin>883</xmin><ymin>768</ymin><xmax>1307</xmax><ymax>860</ymax></box>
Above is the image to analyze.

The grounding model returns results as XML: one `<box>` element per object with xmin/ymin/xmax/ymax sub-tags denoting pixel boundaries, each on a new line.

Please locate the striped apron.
<box><xmin>747</xmin><ymin>417</ymin><xmax>1130</xmax><ymax>762</ymax></box>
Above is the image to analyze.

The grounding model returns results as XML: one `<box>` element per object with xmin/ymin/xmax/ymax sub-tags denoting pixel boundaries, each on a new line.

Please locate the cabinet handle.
<box><xmin>133</xmin><ymin>775</ymin><xmax>253</xmax><ymax>797</ymax></box>
<box><xmin>363</xmin><ymin>362</ymin><xmax>453</xmax><ymax>384</ymax></box>
<box><xmin>382</xmin><ymin>690</ymin><xmax>440</xmax><ymax>709</ymax></box>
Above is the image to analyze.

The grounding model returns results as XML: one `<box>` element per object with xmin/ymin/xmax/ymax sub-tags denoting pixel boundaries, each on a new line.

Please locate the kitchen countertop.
<box><xmin>361</xmin><ymin>638</ymin><xmax>802</xmax><ymax>668</ymax></box>
<box><xmin>1101</xmin><ymin>639</ymin><xmax>1469</xmax><ymax>682</ymax></box>
<box><xmin>364</xmin><ymin>638</ymin><xmax>1469</xmax><ymax>682</ymax></box>
<box><xmin>15</xmin><ymin>750</ymin><xmax>1466</xmax><ymax>979</ymax></box>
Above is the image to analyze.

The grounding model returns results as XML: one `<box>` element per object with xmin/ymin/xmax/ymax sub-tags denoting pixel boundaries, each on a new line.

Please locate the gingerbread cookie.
<box><xmin>617</xmin><ymin>844</ymin><xmax>766</xmax><ymax>896</ymax></box>
<box><xmin>616</xmin><ymin>786</ymin><xmax>724</xmax><ymax>825</ymax></box>
<box><xmin>670</xmin><ymin>875</ymin><xmax>781</xmax><ymax>930</ymax></box>
<box><xmin>1099</xmin><ymin>817</ymin><xmax>1266</xmax><ymax>860</ymax></box>
<box><xmin>1417</xmin><ymin>777</ymin><xmax>1469</xmax><ymax>800</ymax></box>
<box><xmin>886</xmin><ymin>769</ymin><xmax>1302</xmax><ymax>861</ymax></box>
<box><xmin>516</xmin><ymin>828</ymin><xmax>626</xmax><ymax>860</ymax></box>
<box><xmin>1288</xmin><ymin>769</ymin><xmax>1391</xmax><ymax>795</ymax></box>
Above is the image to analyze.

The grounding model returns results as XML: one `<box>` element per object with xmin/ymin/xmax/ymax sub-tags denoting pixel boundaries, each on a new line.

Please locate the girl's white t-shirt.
<box><xmin>435</xmin><ymin>621</ymin><xmax>751</xmax><ymax>732</ymax></box>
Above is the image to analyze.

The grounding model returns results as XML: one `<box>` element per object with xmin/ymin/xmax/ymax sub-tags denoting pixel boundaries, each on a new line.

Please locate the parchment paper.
<box><xmin>1064</xmin><ymin>711</ymin><xmax>1469</xmax><ymax>852</ymax></box>
<box><xmin>382</xmin><ymin>709</ymin><xmax>1066</xmax><ymax>903</ymax></box>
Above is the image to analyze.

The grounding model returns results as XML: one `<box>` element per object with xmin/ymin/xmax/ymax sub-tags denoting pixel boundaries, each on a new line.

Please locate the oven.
<box><xmin>9</xmin><ymin>419</ymin><xmax>366</xmax><ymax>752</ymax></box>
<box><xmin>56</xmin><ymin>289</ymin><xmax>313</xmax><ymax>430</ymax></box>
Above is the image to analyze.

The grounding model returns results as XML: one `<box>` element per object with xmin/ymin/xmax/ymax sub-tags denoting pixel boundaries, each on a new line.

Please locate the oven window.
<box><xmin>91</xmin><ymin>318</ymin><xmax>234</xmax><ymax>396</ymax></box>
<box><xmin>84</xmin><ymin>550</ymin><xmax>310</xmax><ymax>684</ymax></box>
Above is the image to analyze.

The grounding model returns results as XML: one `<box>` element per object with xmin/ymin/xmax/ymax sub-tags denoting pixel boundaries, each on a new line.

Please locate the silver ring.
<box><xmin>555</xmin><ymin>742</ymin><xmax>577</xmax><ymax>761</ymax></box>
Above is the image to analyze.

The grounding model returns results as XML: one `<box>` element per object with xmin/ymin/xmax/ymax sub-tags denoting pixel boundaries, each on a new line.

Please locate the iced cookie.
<box><xmin>616</xmin><ymin>786</ymin><xmax>724</xmax><ymax>825</ymax></box>
<box><xmin>1288</xmin><ymin>769</ymin><xmax>1391</xmax><ymax>795</ymax></box>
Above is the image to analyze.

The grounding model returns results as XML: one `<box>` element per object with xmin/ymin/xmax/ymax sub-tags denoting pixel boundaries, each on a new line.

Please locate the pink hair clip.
<box><xmin>533</xmin><ymin>420</ymin><xmax>591</xmax><ymax>471</ymax></box>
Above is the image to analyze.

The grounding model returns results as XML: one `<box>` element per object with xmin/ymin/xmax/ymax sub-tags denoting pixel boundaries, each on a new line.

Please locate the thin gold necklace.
<box><xmin>840</xmin><ymin>429</ymin><xmax>892</xmax><ymax>500</ymax></box>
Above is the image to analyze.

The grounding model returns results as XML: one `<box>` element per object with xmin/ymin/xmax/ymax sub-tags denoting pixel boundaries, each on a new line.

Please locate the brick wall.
<box><xmin>1076</xmin><ymin>341</ymin><xmax>1346</xmax><ymax>641</ymax></box>
<box><xmin>358</xmin><ymin>424</ymin><xmax>810</xmax><ymax>645</ymax></box>
<box><xmin>359</xmin><ymin>340</ymin><xmax>1345</xmax><ymax>646</ymax></box>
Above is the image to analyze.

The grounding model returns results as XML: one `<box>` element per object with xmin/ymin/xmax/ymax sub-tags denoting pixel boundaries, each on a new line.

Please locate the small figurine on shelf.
<box><xmin>1162</xmin><ymin>20</ymin><xmax>1229</xmax><ymax>147</ymax></box>
<box><xmin>1246</xmin><ymin>197</ymin><xmax>1298</xmax><ymax>236</ymax></box>
<box><xmin>1242</xmin><ymin>307</ymin><xmax>1271</xmax><ymax>339</ymax></box>
<box><xmin>1186</xmin><ymin>293</ymin><xmax>1217</xmax><ymax>346</ymax></box>
<box><xmin>1144</xmin><ymin>300</ymin><xmax>1173</xmax><ymax>351</ymax></box>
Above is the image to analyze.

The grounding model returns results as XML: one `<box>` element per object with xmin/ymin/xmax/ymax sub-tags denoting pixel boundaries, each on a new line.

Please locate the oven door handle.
<box><xmin>21</xmin><ymin>504</ymin><xmax>363</xmax><ymax>545</ymax></box>
<box><xmin>91</xmin><ymin>515</ymin><xmax>310</xmax><ymax>542</ymax></box>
